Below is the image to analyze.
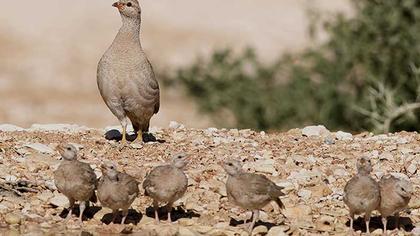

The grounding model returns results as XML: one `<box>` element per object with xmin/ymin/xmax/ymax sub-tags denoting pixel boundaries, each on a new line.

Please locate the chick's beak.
<box><xmin>112</xmin><ymin>2</ymin><xmax>124</xmax><ymax>10</ymax></box>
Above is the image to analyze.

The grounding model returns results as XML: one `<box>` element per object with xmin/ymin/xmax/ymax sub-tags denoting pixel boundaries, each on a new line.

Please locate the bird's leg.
<box><xmin>165</xmin><ymin>202</ymin><xmax>173</xmax><ymax>223</ymax></box>
<box><xmin>348</xmin><ymin>212</ymin><xmax>354</xmax><ymax>235</ymax></box>
<box><xmin>382</xmin><ymin>216</ymin><xmax>388</xmax><ymax>236</ymax></box>
<box><xmin>111</xmin><ymin>209</ymin><xmax>118</xmax><ymax>224</ymax></box>
<box><xmin>244</xmin><ymin>211</ymin><xmax>253</xmax><ymax>226</ymax></box>
<box><xmin>120</xmin><ymin>118</ymin><xmax>128</xmax><ymax>146</ymax></box>
<box><xmin>121</xmin><ymin>208</ymin><xmax>129</xmax><ymax>224</ymax></box>
<box><xmin>66</xmin><ymin>198</ymin><xmax>75</xmax><ymax>221</ymax></box>
<box><xmin>394</xmin><ymin>212</ymin><xmax>400</xmax><ymax>229</ymax></box>
<box><xmin>79</xmin><ymin>201</ymin><xmax>87</xmax><ymax>222</ymax></box>
<box><xmin>153</xmin><ymin>200</ymin><xmax>160</xmax><ymax>224</ymax></box>
<box><xmin>248</xmin><ymin>210</ymin><xmax>259</xmax><ymax>234</ymax></box>
<box><xmin>364</xmin><ymin>211</ymin><xmax>371</xmax><ymax>235</ymax></box>
<box><xmin>134</xmin><ymin>130</ymin><xmax>143</xmax><ymax>143</ymax></box>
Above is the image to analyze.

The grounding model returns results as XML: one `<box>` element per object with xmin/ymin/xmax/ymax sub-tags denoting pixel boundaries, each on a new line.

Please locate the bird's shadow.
<box><xmin>105</xmin><ymin>129</ymin><xmax>165</xmax><ymax>143</ymax></box>
<box><xmin>229</xmin><ymin>217</ymin><xmax>281</xmax><ymax>230</ymax></box>
<box><xmin>145</xmin><ymin>206</ymin><xmax>200</xmax><ymax>222</ymax></box>
<box><xmin>58</xmin><ymin>205</ymin><xmax>102</xmax><ymax>221</ymax></box>
<box><xmin>101</xmin><ymin>209</ymin><xmax>142</xmax><ymax>225</ymax></box>
<box><xmin>346</xmin><ymin>215</ymin><xmax>414</xmax><ymax>232</ymax></box>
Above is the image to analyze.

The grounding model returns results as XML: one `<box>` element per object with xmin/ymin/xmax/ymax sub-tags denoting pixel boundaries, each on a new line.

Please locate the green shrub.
<box><xmin>168</xmin><ymin>0</ymin><xmax>420</xmax><ymax>133</ymax></box>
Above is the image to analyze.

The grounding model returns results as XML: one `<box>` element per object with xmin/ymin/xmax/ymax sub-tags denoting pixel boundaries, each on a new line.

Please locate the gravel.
<box><xmin>0</xmin><ymin>124</ymin><xmax>418</xmax><ymax>235</ymax></box>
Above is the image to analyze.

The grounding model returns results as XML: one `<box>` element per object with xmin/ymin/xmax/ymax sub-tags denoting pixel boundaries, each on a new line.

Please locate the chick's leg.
<box><xmin>165</xmin><ymin>202</ymin><xmax>173</xmax><ymax>223</ymax></box>
<box><xmin>364</xmin><ymin>211</ymin><xmax>371</xmax><ymax>235</ymax></box>
<box><xmin>248</xmin><ymin>210</ymin><xmax>259</xmax><ymax>234</ymax></box>
<box><xmin>66</xmin><ymin>197</ymin><xmax>75</xmax><ymax>221</ymax></box>
<box><xmin>153</xmin><ymin>200</ymin><xmax>160</xmax><ymax>224</ymax></box>
<box><xmin>79</xmin><ymin>201</ymin><xmax>87</xmax><ymax>222</ymax></box>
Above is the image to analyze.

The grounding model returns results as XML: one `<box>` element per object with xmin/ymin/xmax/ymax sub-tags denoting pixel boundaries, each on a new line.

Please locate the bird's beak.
<box><xmin>112</xmin><ymin>2</ymin><xmax>124</xmax><ymax>10</ymax></box>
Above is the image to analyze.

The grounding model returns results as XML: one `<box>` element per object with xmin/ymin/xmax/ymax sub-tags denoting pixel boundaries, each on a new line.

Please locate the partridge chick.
<box><xmin>54</xmin><ymin>144</ymin><xmax>97</xmax><ymax>222</ymax></box>
<box><xmin>142</xmin><ymin>153</ymin><xmax>189</xmax><ymax>223</ymax></box>
<box><xmin>343</xmin><ymin>156</ymin><xmax>380</xmax><ymax>234</ymax></box>
<box><xmin>97</xmin><ymin>162</ymin><xmax>139</xmax><ymax>224</ymax></box>
<box><xmin>97</xmin><ymin>0</ymin><xmax>160</xmax><ymax>144</ymax></box>
<box><xmin>378</xmin><ymin>174</ymin><xmax>412</xmax><ymax>235</ymax></box>
<box><xmin>222</xmin><ymin>159</ymin><xmax>285</xmax><ymax>233</ymax></box>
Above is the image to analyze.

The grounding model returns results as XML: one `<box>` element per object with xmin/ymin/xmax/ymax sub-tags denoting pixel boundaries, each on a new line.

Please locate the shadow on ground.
<box><xmin>145</xmin><ymin>206</ymin><xmax>200</xmax><ymax>222</ymax></box>
<box><xmin>105</xmin><ymin>129</ymin><xmax>165</xmax><ymax>143</ymax></box>
<box><xmin>346</xmin><ymin>215</ymin><xmax>414</xmax><ymax>233</ymax></box>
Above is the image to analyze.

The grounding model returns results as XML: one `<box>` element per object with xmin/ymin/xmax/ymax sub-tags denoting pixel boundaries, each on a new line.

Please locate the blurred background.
<box><xmin>0</xmin><ymin>0</ymin><xmax>419</xmax><ymax>133</ymax></box>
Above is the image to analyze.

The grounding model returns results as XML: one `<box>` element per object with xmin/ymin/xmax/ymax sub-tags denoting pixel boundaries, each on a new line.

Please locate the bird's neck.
<box><xmin>115</xmin><ymin>16</ymin><xmax>141</xmax><ymax>45</ymax></box>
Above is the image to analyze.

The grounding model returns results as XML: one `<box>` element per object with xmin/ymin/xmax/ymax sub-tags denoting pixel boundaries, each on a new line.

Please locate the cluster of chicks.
<box><xmin>344</xmin><ymin>156</ymin><xmax>413</xmax><ymax>235</ymax></box>
<box><xmin>54</xmin><ymin>144</ymin><xmax>284</xmax><ymax>234</ymax></box>
<box><xmin>54</xmin><ymin>144</ymin><xmax>413</xmax><ymax>235</ymax></box>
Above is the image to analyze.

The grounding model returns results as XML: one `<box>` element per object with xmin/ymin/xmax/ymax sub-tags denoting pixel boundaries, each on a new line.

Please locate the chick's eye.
<box><xmin>228</xmin><ymin>163</ymin><xmax>233</xmax><ymax>166</ymax></box>
<box><xmin>66</xmin><ymin>147</ymin><xmax>71</xmax><ymax>151</ymax></box>
<box><xmin>127</xmin><ymin>2</ymin><xmax>132</xmax><ymax>7</ymax></box>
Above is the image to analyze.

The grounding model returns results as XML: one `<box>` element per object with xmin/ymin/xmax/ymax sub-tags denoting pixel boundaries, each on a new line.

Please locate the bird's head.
<box><xmin>57</xmin><ymin>144</ymin><xmax>78</xmax><ymax>161</ymax></box>
<box><xmin>113</xmin><ymin>0</ymin><xmax>141</xmax><ymax>19</ymax></box>
<box><xmin>395</xmin><ymin>179</ymin><xmax>413</xmax><ymax>199</ymax></box>
<box><xmin>171</xmin><ymin>153</ymin><xmax>190</xmax><ymax>169</ymax></box>
<box><xmin>101</xmin><ymin>162</ymin><xmax>119</xmax><ymax>181</ymax></box>
<box><xmin>222</xmin><ymin>159</ymin><xmax>243</xmax><ymax>176</ymax></box>
<box><xmin>356</xmin><ymin>156</ymin><xmax>372</xmax><ymax>175</ymax></box>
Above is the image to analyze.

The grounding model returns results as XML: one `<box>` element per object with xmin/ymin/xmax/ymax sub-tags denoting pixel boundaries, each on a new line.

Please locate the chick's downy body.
<box><xmin>97</xmin><ymin>163</ymin><xmax>139</xmax><ymax>224</ymax></box>
<box><xmin>97</xmin><ymin>0</ymin><xmax>159</xmax><ymax>143</ymax></box>
<box><xmin>142</xmin><ymin>154</ymin><xmax>189</xmax><ymax>223</ymax></box>
<box><xmin>54</xmin><ymin>144</ymin><xmax>97</xmax><ymax>221</ymax></box>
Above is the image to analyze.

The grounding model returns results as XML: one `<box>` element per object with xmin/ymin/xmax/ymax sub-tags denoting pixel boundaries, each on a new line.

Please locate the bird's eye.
<box><xmin>178</xmin><ymin>156</ymin><xmax>182</xmax><ymax>159</ymax></box>
<box><xmin>127</xmin><ymin>2</ymin><xmax>132</xmax><ymax>7</ymax></box>
<box><xmin>228</xmin><ymin>163</ymin><xmax>233</xmax><ymax>166</ymax></box>
<box><xmin>110</xmin><ymin>166</ymin><xmax>114</xmax><ymax>169</ymax></box>
<box><xmin>66</xmin><ymin>147</ymin><xmax>71</xmax><ymax>151</ymax></box>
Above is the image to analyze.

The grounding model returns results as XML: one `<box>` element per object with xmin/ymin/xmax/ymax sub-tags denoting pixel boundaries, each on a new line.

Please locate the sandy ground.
<box><xmin>0</xmin><ymin>0</ymin><xmax>351</xmax><ymax>129</ymax></box>
<box><xmin>0</xmin><ymin>124</ymin><xmax>418</xmax><ymax>235</ymax></box>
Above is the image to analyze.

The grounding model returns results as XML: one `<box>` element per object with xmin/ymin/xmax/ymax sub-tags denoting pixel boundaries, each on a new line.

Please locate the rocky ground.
<box><xmin>0</xmin><ymin>123</ymin><xmax>418</xmax><ymax>236</ymax></box>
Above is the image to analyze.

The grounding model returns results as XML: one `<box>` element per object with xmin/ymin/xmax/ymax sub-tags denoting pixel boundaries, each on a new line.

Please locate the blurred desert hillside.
<box><xmin>0</xmin><ymin>0</ymin><xmax>351</xmax><ymax>129</ymax></box>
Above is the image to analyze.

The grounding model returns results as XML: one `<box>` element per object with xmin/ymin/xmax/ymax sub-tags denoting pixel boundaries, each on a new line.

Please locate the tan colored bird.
<box><xmin>142</xmin><ymin>153</ymin><xmax>189</xmax><ymax>223</ymax></box>
<box><xmin>378</xmin><ymin>174</ymin><xmax>412</xmax><ymax>235</ymax></box>
<box><xmin>97</xmin><ymin>0</ymin><xmax>160</xmax><ymax>144</ymax></box>
<box><xmin>222</xmin><ymin>159</ymin><xmax>285</xmax><ymax>234</ymax></box>
<box><xmin>343</xmin><ymin>156</ymin><xmax>380</xmax><ymax>235</ymax></box>
<box><xmin>54</xmin><ymin>144</ymin><xmax>97</xmax><ymax>222</ymax></box>
<box><xmin>97</xmin><ymin>162</ymin><xmax>140</xmax><ymax>224</ymax></box>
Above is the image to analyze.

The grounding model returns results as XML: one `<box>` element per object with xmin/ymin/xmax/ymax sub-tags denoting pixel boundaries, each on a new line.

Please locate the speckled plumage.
<box><xmin>97</xmin><ymin>162</ymin><xmax>139</xmax><ymax>224</ymax></box>
<box><xmin>97</xmin><ymin>0</ymin><xmax>160</xmax><ymax>144</ymax></box>
<box><xmin>223</xmin><ymin>160</ymin><xmax>285</xmax><ymax>233</ymax></box>
<box><xmin>378</xmin><ymin>174</ymin><xmax>412</xmax><ymax>235</ymax></box>
<box><xmin>142</xmin><ymin>154</ymin><xmax>188</xmax><ymax>223</ymax></box>
<box><xmin>54</xmin><ymin>144</ymin><xmax>97</xmax><ymax>221</ymax></box>
<box><xmin>343</xmin><ymin>156</ymin><xmax>380</xmax><ymax>234</ymax></box>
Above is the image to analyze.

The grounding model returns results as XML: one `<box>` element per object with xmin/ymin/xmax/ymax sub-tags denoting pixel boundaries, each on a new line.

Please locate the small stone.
<box><xmin>315</xmin><ymin>215</ymin><xmax>334</xmax><ymax>232</ymax></box>
<box><xmin>178</xmin><ymin>218</ymin><xmax>195</xmax><ymax>226</ymax></box>
<box><xmin>5</xmin><ymin>213</ymin><xmax>22</xmax><ymax>225</ymax></box>
<box><xmin>252</xmin><ymin>225</ymin><xmax>268</xmax><ymax>235</ymax></box>
<box><xmin>371</xmin><ymin>228</ymin><xmax>383</xmax><ymax>235</ymax></box>
<box><xmin>267</xmin><ymin>226</ymin><xmax>288</xmax><ymax>236</ymax></box>
<box><xmin>29</xmin><ymin>124</ymin><xmax>89</xmax><ymax>133</ymax></box>
<box><xmin>129</xmin><ymin>143</ymin><xmax>143</xmax><ymax>149</ymax></box>
<box><xmin>324</xmin><ymin>135</ymin><xmax>335</xmax><ymax>145</ymax></box>
<box><xmin>24</xmin><ymin>143</ymin><xmax>55</xmax><ymax>154</ymax></box>
<box><xmin>411</xmin><ymin>227</ymin><xmax>420</xmax><ymax>236</ymax></box>
<box><xmin>93</xmin><ymin>207</ymin><xmax>113</xmax><ymax>221</ymax></box>
<box><xmin>4</xmin><ymin>175</ymin><xmax>18</xmax><ymax>182</ymax></box>
<box><xmin>49</xmin><ymin>193</ymin><xmax>68</xmax><ymax>208</ymax></box>
<box><xmin>335</xmin><ymin>131</ymin><xmax>353</xmax><ymax>141</ymax></box>
<box><xmin>302</xmin><ymin>125</ymin><xmax>330</xmax><ymax>137</ymax></box>
<box><xmin>406</xmin><ymin>163</ymin><xmax>417</xmax><ymax>175</ymax></box>
<box><xmin>37</xmin><ymin>191</ymin><xmax>54</xmax><ymax>202</ymax></box>
<box><xmin>253</xmin><ymin>159</ymin><xmax>276</xmax><ymax>174</ymax></box>
<box><xmin>40</xmin><ymin>222</ymin><xmax>52</xmax><ymax>228</ymax></box>
<box><xmin>192</xmin><ymin>226</ymin><xmax>213</xmax><ymax>234</ymax></box>
<box><xmin>177</xmin><ymin>227</ymin><xmax>197</xmax><ymax>236</ymax></box>
<box><xmin>283</xmin><ymin>205</ymin><xmax>312</xmax><ymax>220</ymax></box>
<box><xmin>297</xmin><ymin>189</ymin><xmax>312</xmax><ymax>200</ymax></box>
<box><xmin>0</xmin><ymin>124</ymin><xmax>24</xmax><ymax>132</ymax></box>
<box><xmin>169</xmin><ymin>121</ymin><xmax>184</xmax><ymax>129</ymax></box>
